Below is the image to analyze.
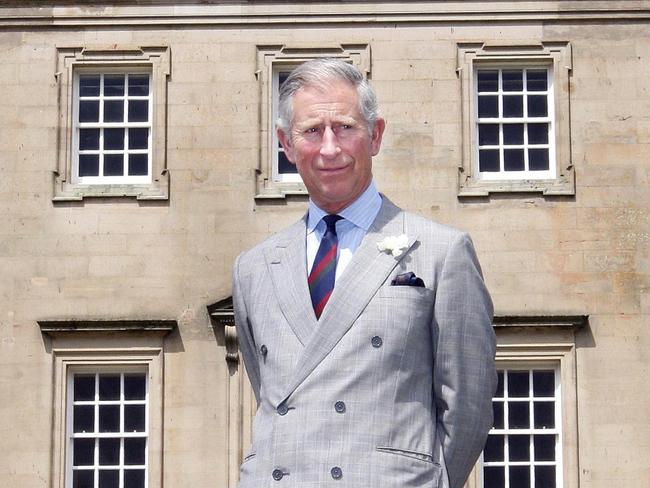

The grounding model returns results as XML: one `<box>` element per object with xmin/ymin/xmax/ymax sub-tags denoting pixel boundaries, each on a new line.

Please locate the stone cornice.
<box><xmin>38</xmin><ymin>319</ymin><xmax>178</xmax><ymax>337</ymax></box>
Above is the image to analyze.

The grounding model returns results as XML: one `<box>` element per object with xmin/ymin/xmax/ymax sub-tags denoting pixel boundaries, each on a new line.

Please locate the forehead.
<box><xmin>291</xmin><ymin>80</ymin><xmax>362</xmax><ymax>120</ymax></box>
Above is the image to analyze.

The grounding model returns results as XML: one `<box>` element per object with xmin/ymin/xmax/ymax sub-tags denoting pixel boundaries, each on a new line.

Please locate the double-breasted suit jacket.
<box><xmin>233</xmin><ymin>196</ymin><xmax>497</xmax><ymax>488</ymax></box>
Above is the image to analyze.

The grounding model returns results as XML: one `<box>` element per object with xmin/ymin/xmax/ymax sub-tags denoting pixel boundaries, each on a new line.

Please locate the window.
<box><xmin>457</xmin><ymin>42</ymin><xmax>574</xmax><ymax>196</ymax></box>
<box><xmin>255</xmin><ymin>44</ymin><xmax>371</xmax><ymax>199</ymax></box>
<box><xmin>55</xmin><ymin>46</ymin><xmax>170</xmax><ymax>201</ymax></box>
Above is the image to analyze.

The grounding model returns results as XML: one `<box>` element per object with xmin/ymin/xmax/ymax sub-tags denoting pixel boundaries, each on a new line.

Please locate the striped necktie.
<box><xmin>308</xmin><ymin>214</ymin><xmax>343</xmax><ymax>319</ymax></box>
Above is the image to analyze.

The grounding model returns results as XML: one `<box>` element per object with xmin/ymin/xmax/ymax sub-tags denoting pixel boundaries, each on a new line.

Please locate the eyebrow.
<box><xmin>294</xmin><ymin>115</ymin><xmax>360</xmax><ymax>130</ymax></box>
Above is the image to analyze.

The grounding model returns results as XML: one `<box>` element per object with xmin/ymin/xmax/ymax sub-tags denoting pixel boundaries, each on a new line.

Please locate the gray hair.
<box><xmin>277</xmin><ymin>58</ymin><xmax>380</xmax><ymax>134</ymax></box>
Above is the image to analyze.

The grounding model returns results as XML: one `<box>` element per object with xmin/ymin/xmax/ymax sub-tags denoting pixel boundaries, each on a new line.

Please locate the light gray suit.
<box><xmin>233</xmin><ymin>196</ymin><xmax>497</xmax><ymax>488</ymax></box>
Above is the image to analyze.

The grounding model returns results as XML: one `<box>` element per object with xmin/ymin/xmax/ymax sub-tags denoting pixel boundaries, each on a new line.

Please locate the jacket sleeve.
<box><xmin>232</xmin><ymin>253</ymin><xmax>261</xmax><ymax>404</ymax></box>
<box><xmin>433</xmin><ymin>232</ymin><xmax>497</xmax><ymax>488</ymax></box>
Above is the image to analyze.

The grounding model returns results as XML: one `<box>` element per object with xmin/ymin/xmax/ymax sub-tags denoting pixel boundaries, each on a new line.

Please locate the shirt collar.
<box><xmin>307</xmin><ymin>180</ymin><xmax>382</xmax><ymax>234</ymax></box>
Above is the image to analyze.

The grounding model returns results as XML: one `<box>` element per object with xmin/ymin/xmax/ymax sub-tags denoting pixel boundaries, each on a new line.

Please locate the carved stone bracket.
<box><xmin>208</xmin><ymin>296</ymin><xmax>239</xmax><ymax>365</ymax></box>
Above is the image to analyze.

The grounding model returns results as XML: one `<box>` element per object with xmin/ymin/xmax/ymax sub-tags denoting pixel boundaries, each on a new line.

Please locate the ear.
<box><xmin>370</xmin><ymin>117</ymin><xmax>386</xmax><ymax>156</ymax></box>
<box><xmin>277</xmin><ymin>127</ymin><xmax>296</xmax><ymax>164</ymax></box>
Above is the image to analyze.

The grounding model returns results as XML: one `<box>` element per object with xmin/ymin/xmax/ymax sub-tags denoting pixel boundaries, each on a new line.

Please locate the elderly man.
<box><xmin>232</xmin><ymin>58</ymin><xmax>496</xmax><ymax>488</ymax></box>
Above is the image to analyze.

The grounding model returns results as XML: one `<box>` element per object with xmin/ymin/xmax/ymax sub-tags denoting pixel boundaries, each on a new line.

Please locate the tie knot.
<box><xmin>322</xmin><ymin>214</ymin><xmax>343</xmax><ymax>234</ymax></box>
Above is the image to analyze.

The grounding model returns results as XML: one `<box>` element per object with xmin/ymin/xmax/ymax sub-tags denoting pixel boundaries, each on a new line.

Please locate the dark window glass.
<box><xmin>128</xmin><ymin>100</ymin><xmax>149</xmax><ymax>122</ymax></box>
<box><xmin>278</xmin><ymin>150</ymin><xmax>298</xmax><ymax>174</ymax></box>
<box><xmin>74</xmin><ymin>375</ymin><xmax>95</xmax><ymax>401</ymax></box>
<box><xmin>73</xmin><ymin>469</ymin><xmax>94</xmax><ymax>488</ymax></box>
<box><xmin>128</xmin><ymin>129</ymin><xmax>149</xmax><ymax>150</ymax></box>
<box><xmin>502</xmin><ymin>70</ymin><xmax>523</xmax><ymax>92</ymax></box>
<box><xmin>510</xmin><ymin>466</ymin><xmax>531</xmax><ymax>488</ymax></box>
<box><xmin>128</xmin><ymin>154</ymin><xmax>149</xmax><ymax>176</ymax></box>
<box><xmin>479</xmin><ymin>149</ymin><xmax>500</xmax><ymax>172</ymax></box>
<box><xmin>104</xmin><ymin>155</ymin><xmax>124</xmax><ymax>177</ymax></box>
<box><xmin>99</xmin><ymin>438</ymin><xmax>120</xmax><ymax>465</ymax></box>
<box><xmin>509</xmin><ymin>434</ymin><xmax>530</xmax><ymax>461</ymax></box>
<box><xmin>124</xmin><ymin>375</ymin><xmax>146</xmax><ymax>400</ymax></box>
<box><xmin>535</xmin><ymin>466</ymin><xmax>556</xmax><ymax>488</ymax></box>
<box><xmin>124</xmin><ymin>469</ymin><xmax>145</xmax><ymax>488</ymax></box>
<box><xmin>495</xmin><ymin>371</ymin><xmax>504</xmax><ymax>397</ymax></box>
<box><xmin>527</xmin><ymin>69</ymin><xmax>548</xmax><ymax>91</ymax></box>
<box><xmin>79</xmin><ymin>100</ymin><xmax>100</xmax><ymax>123</ymax></box>
<box><xmin>104</xmin><ymin>75</ymin><xmax>125</xmax><ymax>97</ymax></box>
<box><xmin>529</xmin><ymin>149</ymin><xmax>550</xmax><ymax>171</ymax></box>
<box><xmin>125</xmin><ymin>405</ymin><xmax>146</xmax><ymax>432</ymax></box>
<box><xmin>534</xmin><ymin>434</ymin><xmax>556</xmax><ymax>461</ymax></box>
<box><xmin>74</xmin><ymin>405</ymin><xmax>95</xmax><ymax>433</ymax></box>
<box><xmin>508</xmin><ymin>401</ymin><xmax>530</xmax><ymax>428</ymax></box>
<box><xmin>478</xmin><ymin>95</ymin><xmax>498</xmax><ymax>118</ymax></box>
<box><xmin>104</xmin><ymin>100</ymin><xmax>124</xmax><ymax>123</ymax></box>
<box><xmin>79</xmin><ymin>129</ymin><xmax>100</xmax><ymax>150</ymax></box>
<box><xmin>79</xmin><ymin>155</ymin><xmax>100</xmax><ymax>177</ymax></box>
<box><xmin>124</xmin><ymin>438</ymin><xmax>146</xmax><ymax>465</ymax></box>
<box><xmin>477</xmin><ymin>70</ymin><xmax>499</xmax><ymax>92</ymax></box>
<box><xmin>104</xmin><ymin>128</ymin><xmax>124</xmax><ymax>150</ymax></box>
<box><xmin>528</xmin><ymin>123</ymin><xmax>549</xmax><ymax>144</ymax></box>
<box><xmin>484</xmin><ymin>466</ymin><xmax>504</xmax><ymax>487</ymax></box>
<box><xmin>493</xmin><ymin>401</ymin><xmax>504</xmax><ymax>429</ymax></box>
<box><xmin>74</xmin><ymin>438</ymin><xmax>95</xmax><ymax>466</ymax></box>
<box><xmin>509</xmin><ymin>372</ymin><xmax>530</xmax><ymax>397</ymax></box>
<box><xmin>99</xmin><ymin>375</ymin><xmax>120</xmax><ymax>400</ymax></box>
<box><xmin>484</xmin><ymin>434</ymin><xmax>504</xmax><ymax>462</ymax></box>
<box><xmin>478</xmin><ymin>124</ymin><xmax>499</xmax><ymax>145</ymax></box>
<box><xmin>533</xmin><ymin>371</ymin><xmax>555</xmax><ymax>396</ymax></box>
<box><xmin>504</xmin><ymin>149</ymin><xmax>525</xmax><ymax>171</ymax></box>
<box><xmin>528</xmin><ymin>95</ymin><xmax>548</xmax><ymax>117</ymax></box>
<box><xmin>128</xmin><ymin>75</ymin><xmax>150</xmax><ymax>96</ymax></box>
<box><xmin>99</xmin><ymin>470</ymin><xmax>119</xmax><ymax>488</ymax></box>
<box><xmin>503</xmin><ymin>124</ymin><xmax>524</xmax><ymax>145</ymax></box>
<box><xmin>79</xmin><ymin>75</ymin><xmax>101</xmax><ymax>97</ymax></box>
<box><xmin>99</xmin><ymin>405</ymin><xmax>120</xmax><ymax>432</ymax></box>
<box><xmin>503</xmin><ymin>95</ymin><xmax>523</xmax><ymax>117</ymax></box>
<box><xmin>534</xmin><ymin>401</ymin><xmax>555</xmax><ymax>428</ymax></box>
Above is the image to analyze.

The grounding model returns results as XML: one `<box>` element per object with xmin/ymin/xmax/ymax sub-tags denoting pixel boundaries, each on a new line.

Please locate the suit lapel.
<box><xmin>282</xmin><ymin>198</ymin><xmax>418</xmax><ymax>401</ymax></box>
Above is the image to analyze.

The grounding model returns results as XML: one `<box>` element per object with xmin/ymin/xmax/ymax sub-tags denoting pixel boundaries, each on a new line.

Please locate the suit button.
<box><xmin>277</xmin><ymin>403</ymin><xmax>288</xmax><ymax>416</ymax></box>
<box><xmin>272</xmin><ymin>469</ymin><xmax>284</xmax><ymax>481</ymax></box>
<box><xmin>371</xmin><ymin>336</ymin><xmax>383</xmax><ymax>348</ymax></box>
<box><xmin>331</xmin><ymin>466</ymin><xmax>343</xmax><ymax>480</ymax></box>
<box><xmin>260</xmin><ymin>344</ymin><xmax>268</xmax><ymax>356</ymax></box>
<box><xmin>334</xmin><ymin>401</ymin><xmax>346</xmax><ymax>413</ymax></box>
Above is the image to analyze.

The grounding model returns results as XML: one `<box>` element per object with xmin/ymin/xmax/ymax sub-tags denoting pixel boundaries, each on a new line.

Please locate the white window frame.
<box><xmin>254</xmin><ymin>44</ymin><xmax>371</xmax><ymax>200</ymax></box>
<box><xmin>457</xmin><ymin>42</ymin><xmax>574</xmax><ymax>196</ymax></box>
<box><xmin>54</xmin><ymin>46</ymin><xmax>170</xmax><ymax>201</ymax></box>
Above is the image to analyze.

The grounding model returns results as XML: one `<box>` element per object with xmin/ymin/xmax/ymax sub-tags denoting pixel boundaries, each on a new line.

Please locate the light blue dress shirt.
<box><xmin>307</xmin><ymin>181</ymin><xmax>382</xmax><ymax>280</ymax></box>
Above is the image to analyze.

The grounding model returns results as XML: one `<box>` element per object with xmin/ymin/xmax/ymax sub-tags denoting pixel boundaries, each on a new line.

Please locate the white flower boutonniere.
<box><xmin>377</xmin><ymin>234</ymin><xmax>410</xmax><ymax>258</ymax></box>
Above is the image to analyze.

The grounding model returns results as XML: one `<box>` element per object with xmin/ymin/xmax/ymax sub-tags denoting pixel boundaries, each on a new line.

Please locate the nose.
<box><xmin>319</xmin><ymin>126</ymin><xmax>341</xmax><ymax>159</ymax></box>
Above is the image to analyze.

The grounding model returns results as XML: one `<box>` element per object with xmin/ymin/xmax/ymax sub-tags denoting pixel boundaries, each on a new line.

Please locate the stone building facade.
<box><xmin>0</xmin><ymin>1</ymin><xmax>648</xmax><ymax>487</ymax></box>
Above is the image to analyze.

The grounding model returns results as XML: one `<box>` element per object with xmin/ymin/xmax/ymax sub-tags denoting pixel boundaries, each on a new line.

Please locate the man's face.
<box><xmin>277</xmin><ymin>80</ymin><xmax>385</xmax><ymax>214</ymax></box>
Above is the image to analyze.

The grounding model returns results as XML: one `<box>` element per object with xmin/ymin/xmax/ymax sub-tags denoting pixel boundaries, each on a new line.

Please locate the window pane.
<box><xmin>493</xmin><ymin>401</ymin><xmax>504</xmax><ymax>429</ymax></box>
<box><xmin>98</xmin><ymin>438</ymin><xmax>120</xmax><ymax>465</ymax></box>
<box><xmin>79</xmin><ymin>129</ymin><xmax>100</xmax><ymax>150</ymax></box>
<box><xmin>535</xmin><ymin>466</ymin><xmax>556</xmax><ymax>488</ymax></box>
<box><xmin>478</xmin><ymin>95</ymin><xmax>498</xmax><ymax>118</ymax></box>
<box><xmin>528</xmin><ymin>95</ymin><xmax>548</xmax><ymax>117</ymax></box>
<box><xmin>478</xmin><ymin>124</ymin><xmax>499</xmax><ymax>145</ymax></box>
<box><xmin>128</xmin><ymin>129</ymin><xmax>149</xmax><ymax>150</ymax></box>
<box><xmin>124</xmin><ymin>469</ymin><xmax>145</xmax><ymax>488</ymax></box>
<box><xmin>502</xmin><ymin>70</ymin><xmax>523</xmax><ymax>92</ymax></box>
<box><xmin>477</xmin><ymin>70</ymin><xmax>499</xmax><ymax>92</ymax></box>
<box><xmin>74</xmin><ymin>405</ymin><xmax>95</xmax><ymax>433</ymax></box>
<box><xmin>509</xmin><ymin>466</ymin><xmax>531</xmax><ymax>488</ymax></box>
<box><xmin>99</xmin><ymin>405</ymin><xmax>120</xmax><ymax>432</ymax></box>
<box><xmin>278</xmin><ymin>151</ymin><xmax>298</xmax><ymax>174</ymax></box>
<box><xmin>74</xmin><ymin>375</ymin><xmax>95</xmax><ymax>401</ymax></box>
<box><xmin>479</xmin><ymin>149</ymin><xmax>500</xmax><ymax>172</ymax></box>
<box><xmin>495</xmin><ymin>371</ymin><xmax>504</xmax><ymax>397</ymax></box>
<box><xmin>99</xmin><ymin>470</ymin><xmax>119</xmax><ymax>488</ymax></box>
<box><xmin>104</xmin><ymin>100</ymin><xmax>124</xmax><ymax>122</ymax></box>
<box><xmin>533</xmin><ymin>371</ymin><xmax>555</xmax><ymax>396</ymax></box>
<box><xmin>74</xmin><ymin>438</ymin><xmax>95</xmax><ymax>466</ymax></box>
<box><xmin>125</xmin><ymin>405</ymin><xmax>146</xmax><ymax>433</ymax></box>
<box><xmin>124</xmin><ymin>374</ymin><xmax>146</xmax><ymax>400</ymax></box>
<box><xmin>534</xmin><ymin>401</ymin><xmax>555</xmax><ymax>429</ymax></box>
<box><xmin>484</xmin><ymin>434</ymin><xmax>504</xmax><ymax>462</ymax></box>
<box><xmin>99</xmin><ymin>375</ymin><xmax>120</xmax><ymax>400</ymax></box>
<box><xmin>529</xmin><ymin>149</ymin><xmax>549</xmax><ymax>171</ymax></box>
<box><xmin>534</xmin><ymin>434</ymin><xmax>556</xmax><ymax>461</ymax></box>
<box><xmin>527</xmin><ymin>70</ymin><xmax>548</xmax><ymax>91</ymax></box>
<box><xmin>79</xmin><ymin>100</ymin><xmax>99</xmax><ymax>123</ymax></box>
<box><xmin>104</xmin><ymin>128</ymin><xmax>125</xmax><ymax>150</ymax></box>
<box><xmin>508</xmin><ymin>371</ymin><xmax>530</xmax><ymax>397</ymax></box>
<box><xmin>79</xmin><ymin>75</ymin><xmax>100</xmax><ymax>97</ymax></box>
<box><xmin>528</xmin><ymin>123</ymin><xmax>549</xmax><ymax>144</ymax></box>
<box><xmin>509</xmin><ymin>434</ymin><xmax>530</xmax><ymax>461</ymax></box>
<box><xmin>124</xmin><ymin>438</ymin><xmax>146</xmax><ymax>465</ymax></box>
<box><xmin>128</xmin><ymin>75</ymin><xmax>150</xmax><ymax>96</ymax></box>
<box><xmin>73</xmin><ymin>469</ymin><xmax>94</xmax><ymax>488</ymax></box>
<box><xmin>508</xmin><ymin>401</ymin><xmax>530</xmax><ymax>428</ymax></box>
<box><xmin>79</xmin><ymin>155</ymin><xmax>99</xmax><ymax>177</ymax></box>
<box><xmin>504</xmin><ymin>149</ymin><xmax>525</xmax><ymax>171</ymax></box>
<box><xmin>128</xmin><ymin>154</ymin><xmax>149</xmax><ymax>176</ymax></box>
<box><xmin>104</xmin><ymin>155</ymin><xmax>125</xmax><ymax>177</ymax></box>
<box><xmin>503</xmin><ymin>95</ymin><xmax>523</xmax><ymax>117</ymax></box>
<box><xmin>104</xmin><ymin>75</ymin><xmax>125</xmax><ymax>97</ymax></box>
<box><xmin>484</xmin><ymin>466</ymin><xmax>504</xmax><ymax>487</ymax></box>
<box><xmin>128</xmin><ymin>100</ymin><xmax>149</xmax><ymax>122</ymax></box>
<box><xmin>503</xmin><ymin>124</ymin><xmax>524</xmax><ymax>145</ymax></box>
